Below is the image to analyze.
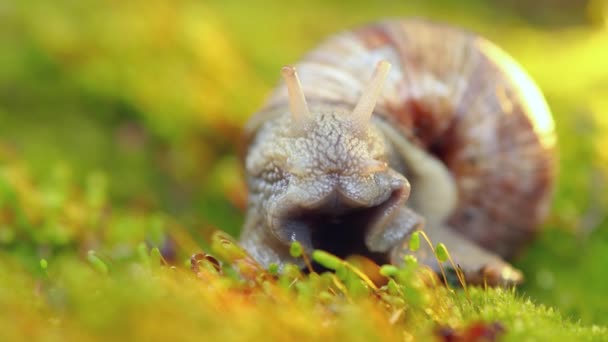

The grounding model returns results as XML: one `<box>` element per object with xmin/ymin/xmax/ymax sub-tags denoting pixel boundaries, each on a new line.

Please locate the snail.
<box><xmin>239</xmin><ymin>19</ymin><xmax>555</xmax><ymax>286</ymax></box>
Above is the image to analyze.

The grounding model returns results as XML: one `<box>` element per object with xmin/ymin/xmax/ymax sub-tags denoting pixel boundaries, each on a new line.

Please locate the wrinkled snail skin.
<box><xmin>239</xmin><ymin>19</ymin><xmax>556</xmax><ymax>286</ymax></box>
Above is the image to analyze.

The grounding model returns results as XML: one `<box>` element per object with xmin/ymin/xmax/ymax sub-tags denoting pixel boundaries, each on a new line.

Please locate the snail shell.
<box><xmin>240</xmin><ymin>19</ymin><xmax>555</xmax><ymax>284</ymax></box>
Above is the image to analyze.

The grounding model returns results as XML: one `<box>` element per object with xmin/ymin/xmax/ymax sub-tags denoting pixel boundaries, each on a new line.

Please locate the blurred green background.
<box><xmin>1</xmin><ymin>0</ymin><xmax>608</xmax><ymax>328</ymax></box>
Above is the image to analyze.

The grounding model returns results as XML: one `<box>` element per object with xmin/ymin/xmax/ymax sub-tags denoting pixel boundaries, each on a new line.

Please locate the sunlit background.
<box><xmin>1</xmin><ymin>0</ymin><xmax>608</xmax><ymax>330</ymax></box>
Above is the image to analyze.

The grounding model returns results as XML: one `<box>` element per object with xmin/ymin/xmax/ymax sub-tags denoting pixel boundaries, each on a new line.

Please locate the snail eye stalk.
<box><xmin>351</xmin><ymin>60</ymin><xmax>391</xmax><ymax>133</ymax></box>
<box><xmin>281</xmin><ymin>65</ymin><xmax>312</xmax><ymax>134</ymax></box>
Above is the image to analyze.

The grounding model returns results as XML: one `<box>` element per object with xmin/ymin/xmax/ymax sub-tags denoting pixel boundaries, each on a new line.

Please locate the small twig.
<box><xmin>302</xmin><ymin>250</ymin><xmax>315</xmax><ymax>274</ymax></box>
<box><xmin>417</xmin><ymin>231</ymin><xmax>450</xmax><ymax>290</ymax></box>
<box><xmin>445</xmin><ymin>260</ymin><xmax>470</xmax><ymax>304</ymax></box>
<box><xmin>455</xmin><ymin>265</ymin><xmax>471</xmax><ymax>304</ymax></box>
<box><xmin>344</xmin><ymin>262</ymin><xmax>379</xmax><ymax>292</ymax></box>
<box><xmin>287</xmin><ymin>278</ymin><xmax>298</xmax><ymax>289</ymax></box>
<box><xmin>330</xmin><ymin>274</ymin><xmax>353</xmax><ymax>302</ymax></box>
<box><xmin>389</xmin><ymin>308</ymin><xmax>404</xmax><ymax>325</ymax></box>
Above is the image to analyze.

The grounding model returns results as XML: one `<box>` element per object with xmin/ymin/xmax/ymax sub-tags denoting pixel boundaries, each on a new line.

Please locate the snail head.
<box><xmin>246</xmin><ymin>61</ymin><xmax>410</xmax><ymax>259</ymax></box>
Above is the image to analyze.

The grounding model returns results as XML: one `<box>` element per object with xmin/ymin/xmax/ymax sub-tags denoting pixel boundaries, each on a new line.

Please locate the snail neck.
<box><xmin>374</xmin><ymin>118</ymin><xmax>458</xmax><ymax>225</ymax></box>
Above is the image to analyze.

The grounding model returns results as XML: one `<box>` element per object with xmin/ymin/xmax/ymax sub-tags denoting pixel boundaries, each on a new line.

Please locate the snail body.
<box><xmin>240</xmin><ymin>19</ymin><xmax>555</xmax><ymax>285</ymax></box>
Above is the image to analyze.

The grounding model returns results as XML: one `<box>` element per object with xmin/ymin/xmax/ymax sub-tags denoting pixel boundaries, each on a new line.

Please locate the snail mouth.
<box><xmin>273</xmin><ymin>187</ymin><xmax>406</xmax><ymax>264</ymax></box>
